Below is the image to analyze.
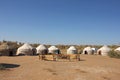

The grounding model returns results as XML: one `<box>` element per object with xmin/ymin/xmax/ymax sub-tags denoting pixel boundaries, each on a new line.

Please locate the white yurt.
<box><xmin>16</xmin><ymin>43</ymin><xmax>33</xmax><ymax>55</ymax></box>
<box><xmin>36</xmin><ymin>45</ymin><xmax>48</xmax><ymax>54</ymax></box>
<box><xmin>83</xmin><ymin>47</ymin><xmax>93</xmax><ymax>55</ymax></box>
<box><xmin>97</xmin><ymin>45</ymin><xmax>111</xmax><ymax>56</ymax></box>
<box><xmin>67</xmin><ymin>46</ymin><xmax>78</xmax><ymax>54</ymax></box>
<box><xmin>114</xmin><ymin>47</ymin><xmax>120</xmax><ymax>52</ymax></box>
<box><xmin>48</xmin><ymin>46</ymin><xmax>60</xmax><ymax>54</ymax></box>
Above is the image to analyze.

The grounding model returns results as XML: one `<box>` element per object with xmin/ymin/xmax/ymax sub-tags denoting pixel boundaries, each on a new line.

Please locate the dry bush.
<box><xmin>108</xmin><ymin>50</ymin><xmax>120</xmax><ymax>59</ymax></box>
<box><xmin>0</xmin><ymin>64</ymin><xmax>6</xmax><ymax>70</ymax></box>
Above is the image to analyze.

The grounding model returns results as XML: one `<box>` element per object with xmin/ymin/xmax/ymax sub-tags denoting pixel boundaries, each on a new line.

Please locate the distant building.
<box><xmin>67</xmin><ymin>46</ymin><xmax>78</xmax><ymax>54</ymax></box>
<box><xmin>97</xmin><ymin>45</ymin><xmax>111</xmax><ymax>56</ymax></box>
<box><xmin>16</xmin><ymin>43</ymin><xmax>33</xmax><ymax>55</ymax></box>
<box><xmin>83</xmin><ymin>47</ymin><xmax>93</xmax><ymax>55</ymax></box>
<box><xmin>48</xmin><ymin>46</ymin><xmax>60</xmax><ymax>54</ymax></box>
<box><xmin>114</xmin><ymin>47</ymin><xmax>120</xmax><ymax>52</ymax></box>
<box><xmin>36</xmin><ymin>45</ymin><xmax>48</xmax><ymax>55</ymax></box>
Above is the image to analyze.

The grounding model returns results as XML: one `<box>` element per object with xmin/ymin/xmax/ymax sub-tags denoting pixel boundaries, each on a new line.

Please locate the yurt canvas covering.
<box><xmin>91</xmin><ymin>48</ymin><xmax>97</xmax><ymax>54</ymax></box>
<box><xmin>115</xmin><ymin>47</ymin><xmax>120</xmax><ymax>52</ymax></box>
<box><xmin>0</xmin><ymin>43</ymin><xmax>16</xmax><ymax>56</ymax></box>
<box><xmin>97</xmin><ymin>45</ymin><xmax>111</xmax><ymax>56</ymax></box>
<box><xmin>36</xmin><ymin>45</ymin><xmax>48</xmax><ymax>54</ymax></box>
<box><xmin>16</xmin><ymin>43</ymin><xmax>33</xmax><ymax>55</ymax></box>
<box><xmin>67</xmin><ymin>46</ymin><xmax>78</xmax><ymax>54</ymax></box>
<box><xmin>48</xmin><ymin>46</ymin><xmax>60</xmax><ymax>54</ymax></box>
<box><xmin>83</xmin><ymin>47</ymin><xmax>93</xmax><ymax>55</ymax></box>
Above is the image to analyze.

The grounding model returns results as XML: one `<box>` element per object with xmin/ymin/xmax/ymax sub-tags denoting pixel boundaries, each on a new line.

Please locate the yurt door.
<box><xmin>9</xmin><ymin>51</ymin><xmax>13</xmax><ymax>56</ymax></box>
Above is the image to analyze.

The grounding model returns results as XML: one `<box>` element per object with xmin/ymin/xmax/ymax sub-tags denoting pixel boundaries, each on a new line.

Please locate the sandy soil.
<box><xmin>0</xmin><ymin>55</ymin><xmax>120</xmax><ymax>80</ymax></box>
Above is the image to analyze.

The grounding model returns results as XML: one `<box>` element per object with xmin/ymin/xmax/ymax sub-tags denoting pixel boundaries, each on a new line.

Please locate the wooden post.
<box><xmin>77</xmin><ymin>54</ymin><xmax>80</xmax><ymax>61</ymax></box>
<box><xmin>39</xmin><ymin>54</ymin><xmax>40</xmax><ymax>60</ymax></box>
<box><xmin>67</xmin><ymin>55</ymin><xmax>71</xmax><ymax>61</ymax></box>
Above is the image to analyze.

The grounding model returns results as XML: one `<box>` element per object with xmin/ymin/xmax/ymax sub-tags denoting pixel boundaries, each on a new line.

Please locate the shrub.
<box><xmin>0</xmin><ymin>64</ymin><xmax>6</xmax><ymax>70</ymax></box>
<box><xmin>108</xmin><ymin>50</ymin><xmax>120</xmax><ymax>59</ymax></box>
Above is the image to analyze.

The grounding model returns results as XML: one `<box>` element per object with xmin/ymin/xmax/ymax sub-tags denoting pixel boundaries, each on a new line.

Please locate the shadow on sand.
<box><xmin>0</xmin><ymin>63</ymin><xmax>20</xmax><ymax>68</ymax></box>
<box><xmin>80</xmin><ymin>59</ymin><xmax>86</xmax><ymax>61</ymax></box>
<box><xmin>39</xmin><ymin>59</ymin><xmax>86</xmax><ymax>62</ymax></box>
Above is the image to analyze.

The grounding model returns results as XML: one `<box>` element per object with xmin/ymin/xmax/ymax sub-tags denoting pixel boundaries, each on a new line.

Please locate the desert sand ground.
<box><xmin>0</xmin><ymin>55</ymin><xmax>120</xmax><ymax>80</ymax></box>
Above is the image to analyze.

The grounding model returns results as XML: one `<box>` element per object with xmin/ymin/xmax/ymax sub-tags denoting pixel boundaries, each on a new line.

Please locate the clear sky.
<box><xmin>0</xmin><ymin>0</ymin><xmax>120</xmax><ymax>45</ymax></box>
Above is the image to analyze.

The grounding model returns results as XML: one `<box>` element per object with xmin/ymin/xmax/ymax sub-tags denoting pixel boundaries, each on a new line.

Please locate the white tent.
<box><xmin>16</xmin><ymin>43</ymin><xmax>33</xmax><ymax>55</ymax></box>
<box><xmin>97</xmin><ymin>45</ymin><xmax>111</xmax><ymax>56</ymax></box>
<box><xmin>115</xmin><ymin>47</ymin><xmax>120</xmax><ymax>52</ymax></box>
<box><xmin>83</xmin><ymin>47</ymin><xmax>93</xmax><ymax>55</ymax></box>
<box><xmin>67</xmin><ymin>46</ymin><xmax>78</xmax><ymax>54</ymax></box>
<box><xmin>48</xmin><ymin>46</ymin><xmax>60</xmax><ymax>54</ymax></box>
<box><xmin>36</xmin><ymin>45</ymin><xmax>48</xmax><ymax>54</ymax></box>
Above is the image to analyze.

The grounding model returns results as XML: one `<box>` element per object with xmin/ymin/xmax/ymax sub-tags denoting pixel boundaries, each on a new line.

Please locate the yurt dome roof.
<box><xmin>48</xmin><ymin>46</ymin><xmax>58</xmax><ymax>51</ymax></box>
<box><xmin>84</xmin><ymin>47</ymin><xmax>92</xmax><ymax>51</ymax></box>
<box><xmin>98</xmin><ymin>45</ymin><xmax>111</xmax><ymax>52</ymax></box>
<box><xmin>99</xmin><ymin>45</ymin><xmax>110</xmax><ymax>50</ymax></box>
<box><xmin>36</xmin><ymin>45</ymin><xmax>47</xmax><ymax>50</ymax></box>
<box><xmin>18</xmin><ymin>43</ymin><xmax>33</xmax><ymax>50</ymax></box>
<box><xmin>115</xmin><ymin>47</ymin><xmax>120</xmax><ymax>51</ymax></box>
<box><xmin>68</xmin><ymin>46</ymin><xmax>77</xmax><ymax>50</ymax></box>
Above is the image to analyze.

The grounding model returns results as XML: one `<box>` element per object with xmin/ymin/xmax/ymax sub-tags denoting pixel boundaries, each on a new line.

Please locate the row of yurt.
<box><xmin>36</xmin><ymin>45</ymin><xmax>78</xmax><ymax>54</ymax></box>
<box><xmin>36</xmin><ymin>45</ymin><xmax>61</xmax><ymax>54</ymax></box>
<box><xmin>16</xmin><ymin>44</ymin><xmax>78</xmax><ymax>55</ymax></box>
<box><xmin>16</xmin><ymin>44</ymin><xmax>61</xmax><ymax>55</ymax></box>
<box><xmin>2</xmin><ymin>42</ymin><xmax>120</xmax><ymax>56</ymax></box>
<box><xmin>16</xmin><ymin>44</ymin><xmax>116</xmax><ymax>56</ymax></box>
<box><xmin>82</xmin><ymin>45</ymin><xmax>111</xmax><ymax>56</ymax></box>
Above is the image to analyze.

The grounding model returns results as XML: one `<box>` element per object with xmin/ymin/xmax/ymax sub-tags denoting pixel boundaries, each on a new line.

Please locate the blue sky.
<box><xmin>0</xmin><ymin>0</ymin><xmax>120</xmax><ymax>45</ymax></box>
